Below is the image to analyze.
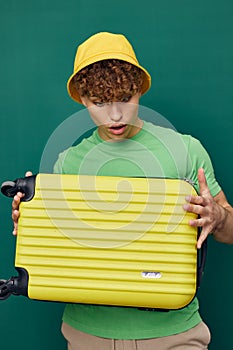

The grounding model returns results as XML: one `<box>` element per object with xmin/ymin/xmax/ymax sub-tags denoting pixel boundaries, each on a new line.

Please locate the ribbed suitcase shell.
<box><xmin>16</xmin><ymin>174</ymin><xmax>198</xmax><ymax>309</ymax></box>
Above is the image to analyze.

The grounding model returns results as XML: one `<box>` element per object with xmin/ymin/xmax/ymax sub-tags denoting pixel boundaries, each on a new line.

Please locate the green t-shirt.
<box><xmin>54</xmin><ymin>121</ymin><xmax>221</xmax><ymax>339</ymax></box>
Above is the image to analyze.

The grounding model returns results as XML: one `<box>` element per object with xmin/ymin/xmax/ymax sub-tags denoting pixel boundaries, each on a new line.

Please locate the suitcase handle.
<box><xmin>1</xmin><ymin>175</ymin><xmax>37</xmax><ymax>201</ymax></box>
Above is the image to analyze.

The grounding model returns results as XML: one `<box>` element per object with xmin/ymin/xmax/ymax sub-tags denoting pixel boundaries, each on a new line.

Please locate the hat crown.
<box><xmin>74</xmin><ymin>32</ymin><xmax>138</xmax><ymax>71</ymax></box>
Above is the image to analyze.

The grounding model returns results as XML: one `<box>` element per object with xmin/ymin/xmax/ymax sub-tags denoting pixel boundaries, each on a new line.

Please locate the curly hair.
<box><xmin>73</xmin><ymin>59</ymin><xmax>145</xmax><ymax>102</ymax></box>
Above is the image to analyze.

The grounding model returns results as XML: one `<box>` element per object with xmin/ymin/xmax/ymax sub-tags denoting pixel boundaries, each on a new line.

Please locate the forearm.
<box><xmin>213</xmin><ymin>205</ymin><xmax>233</xmax><ymax>244</ymax></box>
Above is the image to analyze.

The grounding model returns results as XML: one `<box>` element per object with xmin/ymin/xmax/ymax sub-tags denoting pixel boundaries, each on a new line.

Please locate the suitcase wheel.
<box><xmin>0</xmin><ymin>279</ymin><xmax>12</xmax><ymax>300</ymax></box>
<box><xmin>0</xmin><ymin>181</ymin><xmax>17</xmax><ymax>198</ymax></box>
<box><xmin>1</xmin><ymin>175</ymin><xmax>36</xmax><ymax>201</ymax></box>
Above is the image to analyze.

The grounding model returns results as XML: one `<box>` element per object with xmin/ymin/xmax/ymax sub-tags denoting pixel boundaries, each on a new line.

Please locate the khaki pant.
<box><xmin>61</xmin><ymin>321</ymin><xmax>211</xmax><ymax>350</ymax></box>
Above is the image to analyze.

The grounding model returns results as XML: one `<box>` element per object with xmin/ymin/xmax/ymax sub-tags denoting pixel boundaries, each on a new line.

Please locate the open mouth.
<box><xmin>109</xmin><ymin>124</ymin><xmax>127</xmax><ymax>135</ymax></box>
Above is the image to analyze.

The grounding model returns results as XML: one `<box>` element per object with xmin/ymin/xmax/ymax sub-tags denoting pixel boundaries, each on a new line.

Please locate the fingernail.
<box><xmin>183</xmin><ymin>204</ymin><xmax>189</xmax><ymax>210</ymax></box>
<box><xmin>185</xmin><ymin>195</ymin><xmax>191</xmax><ymax>202</ymax></box>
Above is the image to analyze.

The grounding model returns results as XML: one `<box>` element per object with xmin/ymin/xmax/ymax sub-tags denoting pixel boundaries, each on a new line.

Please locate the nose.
<box><xmin>108</xmin><ymin>102</ymin><xmax>123</xmax><ymax>122</ymax></box>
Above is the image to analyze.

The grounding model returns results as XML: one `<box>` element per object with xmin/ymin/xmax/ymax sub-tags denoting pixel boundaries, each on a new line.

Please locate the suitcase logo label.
<box><xmin>142</xmin><ymin>271</ymin><xmax>162</xmax><ymax>279</ymax></box>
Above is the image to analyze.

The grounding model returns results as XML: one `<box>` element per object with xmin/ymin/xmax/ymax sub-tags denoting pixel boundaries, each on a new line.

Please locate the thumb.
<box><xmin>198</xmin><ymin>168</ymin><xmax>210</xmax><ymax>197</ymax></box>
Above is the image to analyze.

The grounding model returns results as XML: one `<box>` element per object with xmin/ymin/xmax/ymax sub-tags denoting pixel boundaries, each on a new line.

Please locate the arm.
<box><xmin>183</xmin><ymin>168</ymin><xmax>233</xmax><ymax>248</ymax></box>
<box><xmin>213</xmin><ymin>190</ymin><xmax>233</xmax><ymax>243</ymax></box>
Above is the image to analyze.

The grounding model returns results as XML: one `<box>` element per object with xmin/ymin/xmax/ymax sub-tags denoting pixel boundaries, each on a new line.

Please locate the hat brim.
<box><xmin>67</xmin><ymin>53</ymin><xmax>151</xmax><ymax>104</ymax></box>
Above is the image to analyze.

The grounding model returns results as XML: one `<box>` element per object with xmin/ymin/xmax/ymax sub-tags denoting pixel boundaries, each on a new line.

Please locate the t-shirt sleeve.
<box><xmin>187</xmin><ymin>136</ymin><xmax>221</xmax><ymax>196</ymax></box>
<box><xmin>53</xmin><ymin>149</ymin><xmax>70</xmax><ymax>174</ymax></box>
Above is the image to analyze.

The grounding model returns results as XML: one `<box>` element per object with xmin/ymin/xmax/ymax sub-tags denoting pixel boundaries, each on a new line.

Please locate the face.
<box><xmin>80</xmin><ymin>93</ymin><xmax>142</xmax><ymax>141</ymax></box>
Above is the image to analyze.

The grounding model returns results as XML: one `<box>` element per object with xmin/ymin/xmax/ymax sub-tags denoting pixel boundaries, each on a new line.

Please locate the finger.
<box><xmin>197</xmin><ymin>231</ymin><xmax>208</xmax><ymax>249</ymax></box>
<box><xmin>12</xmin><ymin>193</ymin><xmax>24</xmax><ymax>210</ymax></box>
<box><xmin>12</xmin><ymin>209</ymin><xmax>20</xmax><ymax>222</ymax></box>
<box><xmin>198</xmin><ymin>168</ymin><xmax>211</xmax><ymax>197</ymax></box>
<box><xmin>12</xmin><ymin>223</ymin><xmax>18</xmax><ymax>236</ymax></box>
<box><xmin>12</xmin><ymin>195</ymin><xmax>21</xmax><ymax>210</ymax></box>
<box><xmin>183</xmin><ymin>203</ymin><xmax>206</xmax><ymax>216</ymax></box>
<box><xmin>185</xmin><ymin>195</ymin><xmax>207</xmax><ymax>206</ymax></box>
<box><xmin>25</xmin><ymin>171</ymin><xmax>33</xmax><ymax>177</ymax></box>
<box><xmin>188</xmin><ymin>217</ymin><xmax>205</xmax><ymax>227</ymax></box>
<box><xmin>12</xmin><ymin>210</ymin><xmax>19</xmax><ymax>235</ymax></box>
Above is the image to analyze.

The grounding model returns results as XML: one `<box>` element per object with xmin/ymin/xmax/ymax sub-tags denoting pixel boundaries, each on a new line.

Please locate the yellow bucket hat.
<box><xmin>67</xmin><ymin>32</ymin><xmax>151</xmax><ymax>104</ymax></box>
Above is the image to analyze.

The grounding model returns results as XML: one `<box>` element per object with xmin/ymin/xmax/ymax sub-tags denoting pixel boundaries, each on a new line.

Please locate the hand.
<box><xmin>12</xmin><ymin>171</ymin><xmax>33</xmax><ymax>235</ymax></box>
<box><xmin>183</xmin><ymin>168</ymin><xmax>224</xmax><ymax>249</ymax></box>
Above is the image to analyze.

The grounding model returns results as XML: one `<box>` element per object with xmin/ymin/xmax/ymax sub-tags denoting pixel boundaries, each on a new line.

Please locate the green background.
<box><xmin>0</xmin><ymin>1</ymin><xmax>233</xmax><ymax>349</ymax></box>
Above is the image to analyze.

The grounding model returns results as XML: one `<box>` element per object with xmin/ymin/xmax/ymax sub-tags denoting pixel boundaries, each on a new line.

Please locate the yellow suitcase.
<box><xmin>0</xmin><ymin>174</ymin><xmax>206</xmax><ymax>310</ymax></box>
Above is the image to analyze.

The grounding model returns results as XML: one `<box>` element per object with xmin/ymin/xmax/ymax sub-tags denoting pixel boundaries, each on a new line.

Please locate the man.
<box><xmin>12</xmin><ymin>32</ymin><xmax>233</xmax><ymax>350</ymax></box>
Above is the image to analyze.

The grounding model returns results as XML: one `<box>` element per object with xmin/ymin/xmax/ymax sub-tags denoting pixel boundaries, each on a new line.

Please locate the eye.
<box><xmin>94</xmin><ymin>101</ymin><xmax>105</xmax><ymax>107</ymax></box>
<box><xmin>121</xmin><ymin>96</ymin><xmax>131</xmax><ymax>103</ymax></box>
